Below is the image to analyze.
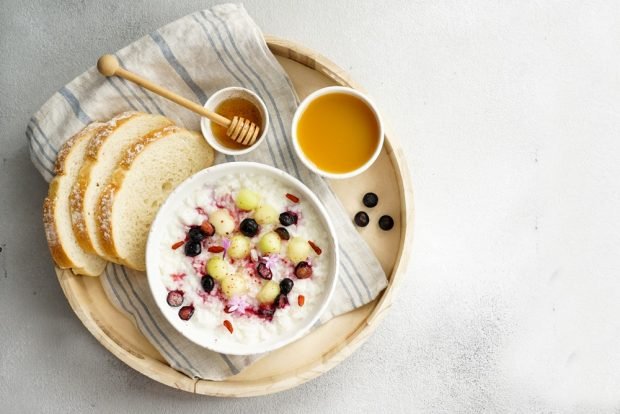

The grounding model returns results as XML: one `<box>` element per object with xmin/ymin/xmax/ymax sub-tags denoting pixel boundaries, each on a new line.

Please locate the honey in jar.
<box><xmin>211</xmin><ymin>97</ymin><xmax>263</xmax><ymax>150</ymax></box>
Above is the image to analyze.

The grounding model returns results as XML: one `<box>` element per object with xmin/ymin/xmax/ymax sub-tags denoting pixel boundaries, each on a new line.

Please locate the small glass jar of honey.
<box><xmin>292</xmin><ymin>86</ymin><xmax>384</xmax><ymax>179</ymax></box>
<box><xmin>200</xmin><ymin>87</ymin><xmax>269</xmax><ymax>155</ymax></box>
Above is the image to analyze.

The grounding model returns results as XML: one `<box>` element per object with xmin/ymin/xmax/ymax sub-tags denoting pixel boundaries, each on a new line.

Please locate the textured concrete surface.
<box><xmin>2</xmin><ymin>1</ymin><xmax>620</xmax><ymax>412</ymax></box>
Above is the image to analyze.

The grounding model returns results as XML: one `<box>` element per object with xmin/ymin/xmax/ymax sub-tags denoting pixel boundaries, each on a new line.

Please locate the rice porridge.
<box><xmin>156</xmin><ymin>172</ymin><xmax>331</xmax><ymax>347</ymax></box>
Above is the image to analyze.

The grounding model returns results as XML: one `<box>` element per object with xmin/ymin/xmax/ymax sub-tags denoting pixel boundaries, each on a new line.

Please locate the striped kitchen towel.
<box><xmin>28</xmin><ymin>3</ymin><xmax>387</xmax><ymax>380</ymax></box>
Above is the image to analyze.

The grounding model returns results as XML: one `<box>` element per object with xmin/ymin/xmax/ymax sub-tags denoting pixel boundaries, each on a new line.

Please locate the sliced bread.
<box><xmin>96</xmin><ymin>126</ymin><xmax>215</xmax><ymax>271</ymax></box>
<box><xmin>70</xmin><ymin>112</ymin><xmax>173</xmax><ymax>259</ymax></box>
<box><xmin>43</xmin><ymin>123</ymin><xmax>107</xmax><ymax>276</ymax></box>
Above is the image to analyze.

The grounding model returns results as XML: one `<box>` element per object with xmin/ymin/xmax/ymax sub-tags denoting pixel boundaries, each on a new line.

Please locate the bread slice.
<box><xmin>96</xmin><ymin>126</ymin><xmax>214</xmax><ymax>270</ymax></box>
<box><xmin>70</xmin><ymin>112</ymin><xmax>173</xmax><ymax>259</ymax></box>
<box><xmin>43</xmin><ymin>123</ymin><xmax>107</xmax><ymax>276</ymax></box>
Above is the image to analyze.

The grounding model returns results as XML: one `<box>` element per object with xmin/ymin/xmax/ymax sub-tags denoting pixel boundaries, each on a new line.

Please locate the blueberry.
<box><xmin>201</xmin><ymin>275</ymin><xmax>214</xmax><ymax>292</ymax></box>
<box><xmin>279</xmin><ymin>278</ymin><xmax>294</xmax><ymax>295</ymax></box>
<box><xmin>279</xmin><ymin>212</ymin><xmax>297</xmax><ymax>226</ymax></box>
<box><xmin>354</xmin><ymin>211</ymin><xmax>369</xmax><ymax>227</ymax></box>
<box><xmin>363</xmin><ymin>192</ymin><xmax>379</xmax><ymax>208</ymax></box>
<box><xmin>239</xmin><ymin>218</ymin><xmax>259</xmax><ymax>237</ymax></box>
<box><xmin>274</xmin><ymin>227</ymin><xmax>290</xmax><ymax>240</ymax></box>
<box><xmin>188</xmin><ymin>226</ymin><xmax>205</xmax><ymax>242</ymax></box>
<box><xmin>184</xmin><ymin>241</ymin><xmax>201</xmax><ymax>257</ymax></box>
<box><xmin>378</xmin><ymin>215</ymin><xmax>394</xmax><ymax>231</ymax></box>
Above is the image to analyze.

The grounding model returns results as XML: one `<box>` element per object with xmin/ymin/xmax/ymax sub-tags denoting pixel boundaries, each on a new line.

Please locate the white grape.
<box><xmin>287</xmin><ymin>237</ymin><xmax>311</xmax><ymax>264</ymax></box>
<box><xmin>228</xmin><ymin>235</ymin><xmax>251</xmax><ymax>259</ymax></box>
<box><xmin>221</xmin><ymin>274</ymin><xmax>248</xmax><ymax>298</ymax></box>
<box><xmin>210</xmin><ymin>209</ymin><xmax>235</xmax><ymax>235</ymax></box>
<box><xmin>206</xmin><ymin>257</ymin><xmax>230</xmax><ymax>281</ymax></box>
<box><xmin>254</xmin><ymin>204</ymin><xmax>278</xmax><ymax>225</ymax></box>
<box><xmin>235</xmin><ymin>188</ymin><xmax>260</xmax><ymax>211</ymax></box>
<box><xmin>257</xmin><ymin>281</ymin><xmax>280</xmax><ymax>304</ymax></box>
<box><xmin>258</xmin><ymin>231</ymin><xmax>281</xmax><ymax>254</ymax></box>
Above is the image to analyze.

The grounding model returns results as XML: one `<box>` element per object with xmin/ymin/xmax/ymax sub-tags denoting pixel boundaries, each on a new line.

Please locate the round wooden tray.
<box><xmin>55</xmin><ymin>36</ymin><xmax>414</xmax><ymax>397</ymax></box>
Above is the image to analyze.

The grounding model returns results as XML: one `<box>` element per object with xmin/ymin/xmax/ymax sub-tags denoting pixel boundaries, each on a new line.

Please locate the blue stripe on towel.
<box><xmin>220</xmin><ymin>355</ymin><xmax>240</xmax><ymax>375</ymax></box>
<box><xmin>27</xmin><ymin>139</ymin><xmax>55</xmax><ymax>179</ymax></box>
<box><xmin>58</xmin><ymin>86</ymin><xmax>92</xmax><ymax>124</ymax></box>
<box><xmin>115</xmin><ymin>55</ymin><xmax>166</xmax><ymax>115</ymax></box>
<box><xmin>106</xmin><ymin>77</ymin><xmax>139</xmax><ymax>111</ymax></box>
<box><xmin>149</xmin><ymin>31</ymin><xmax>208</xmax><ymax>104</ymax></box>
<box><xmin>340</xmin><ymin>247</ymin><xmax>373</xmax><ymax>301</ymax></box>
<box><xmin>338</xmin><ymin>275</ymin><xmax>358</xmax><ymax>308</ymax></box>
<box><xmin>107</xmin><ymin>265</ymin><xmax>187</xmax><ymax>373</ymax></box>
<box><xmin>117</xmin><ymin>266</ymin><xmax>202</xmax><ymax>375</ymax></box>
<box><xmin>209</xmin><ymin>11</ymin><xmax>302</xmax><ymax>180</ymax></box>
<box><xmin>26</xmin><ymin>124</ymin><xmax>56</xmax><ymax>165</ymax></box>
<box><xmin>109</xmin><ymin>75</ymin><xmax>151</xmax><ymax>112</ymax></box>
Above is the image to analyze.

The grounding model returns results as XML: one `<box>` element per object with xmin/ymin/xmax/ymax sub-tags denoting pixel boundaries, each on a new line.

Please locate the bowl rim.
<box><xmin>145</xmin><ymin>161</ymin><xmax>339</xmax><ymax>355</ymax></box>
<box><xmin>200</xmin><ymin>87</ymin><xmax>270</xmax><ymax>156</ymax></box>
<box><xmin>291</xmin><ymin>86</ymin><xmax>384</xmax><ymax>180</ymax></box>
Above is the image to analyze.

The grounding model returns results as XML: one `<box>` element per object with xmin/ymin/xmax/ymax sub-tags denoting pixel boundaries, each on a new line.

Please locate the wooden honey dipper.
<box><xmin>97</xmin><ymin>55</ymin><xmax>260</xmax><ymax>146</ymax></box>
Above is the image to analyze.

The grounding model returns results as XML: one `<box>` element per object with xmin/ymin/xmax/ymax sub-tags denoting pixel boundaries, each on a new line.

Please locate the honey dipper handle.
<box><xmin>97</xmin><ymin>55</ymin><xmax>231</xmax><ymax>128</ymax></box>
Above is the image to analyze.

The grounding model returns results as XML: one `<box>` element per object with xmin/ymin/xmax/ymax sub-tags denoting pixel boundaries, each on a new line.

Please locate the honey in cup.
<box><xmin>296</xmin><ymin>92</ymin><xmax>380</xmax><ymax>174</ymax></box>
<box><xmin>211</xmin><ymin>97</ymin><xmax>263</xmax><ymax>150</ymax></box>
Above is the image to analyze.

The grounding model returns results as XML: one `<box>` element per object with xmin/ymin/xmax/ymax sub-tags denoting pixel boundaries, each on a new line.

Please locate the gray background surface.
<box><xmin>2</xmin><ymin>1</ymin><xmax>620</xmax><ymax>412</ymax></box>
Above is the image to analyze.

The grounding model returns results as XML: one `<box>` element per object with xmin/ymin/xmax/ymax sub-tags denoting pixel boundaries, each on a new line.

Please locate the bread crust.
<box><xmin>42</xmin><ymin>123</ymin><xmax>107</xmax><ymax>276</ymax></box>
<box><xmin>96</xmin><ymin>125</ymin><xmax>180</xmax><ymax>263</ymax></box>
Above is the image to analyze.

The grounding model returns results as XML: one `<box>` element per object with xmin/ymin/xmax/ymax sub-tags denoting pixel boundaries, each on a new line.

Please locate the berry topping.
<box><xmin>363</xmin><ymin>192</ymin><xmax>379</xmax><ymax>208</ymax></box>
<box><xmin>257</xmin><ymin>304</ymin><xmax>275</xmax><ymax>320</ymax></box>
<box><xmin>354</xmin><ymin>211</ymin><xmax>370</xmax><ymax>227</ymax></box>
<box><xmin>279</xmin><ymin>278</ymin><xmax>294</xmax><ymax>295</ymax></box>
<box><xmin>201</xmin><ymin>275</ymin><xmax>214</xmax><ymax>292</ymax></box>
<box><xmin>178</xmin><ymin>305</ymin><xmax>194</xmax><ymax>320</ymax></box>
<box><xmin>308</xmin><ymin>240</ymin><xmax>322</xmax><ymax>255</ymax></box>
<box><xmin>294</xmin><ymin>261</ymin><xmax>313</xmax><ymax>279</ymax></box>
<box><xmin>223</xmin><ymin>319</ymin><xmax>234</xmax><ymax>334</ymax></box>
<box><xmin>286</xmin><ymin>193</ymin><xmax>300</xmax><ymax>203</ymax></box>
<box><xmin>298</xmin><ymin>295</ymin><xmax>305</xmax><ymax>307</ymax></box>
<box><xmin>256</xmin><ymin>262</ymin><xmax>272</xmax><ymax>280</ymax></box>
<box><xmin>274</xmin><ymin>227</ymin><xmax>290</xmax><ymax>240</ymax></box>
<box><xmin>171</xmin><ymin>240</ymin><xmax>185</xmax><ymax>250</ymax></box>
<box><xmin>166</xmin><ymin>290</ymin><xmax>184</xmax><ymax>307</ymax></box>
<box><xmin>378</xmin><ymin>215</ymin><xmax>394</xmax><ymax>231</ymax></box>
<box><xmin>200</xmin><ymin>220</ymin><xmax>215</xmax><ymax>237</ymax></box>
<box><xmin>239</xmin><ymin>218</ymin><xmax>259</xmax><ymax>237</ymax></box>
<box><xmin>275</xmin><ymin>293</ymin><xmax>289</xmax><ymax>309</ymax></box>
<box><xmin>184</xmin><ymin>241</ymin><xmax>201</xmax><ymax>257</ymax></box>
<box><xmin>208</xmin><ymin>246</ymin><xmax>225</xmax><ymax>253</ymax></box>
<box><xmin>188</xmin><ymin>226</ymin><xmax>206</xmax><ymax>242</ymax></box>
<box><xmin>279</xmin><ymin>212</ymin><xmax>298</xmax><ymax>226</ymax></box>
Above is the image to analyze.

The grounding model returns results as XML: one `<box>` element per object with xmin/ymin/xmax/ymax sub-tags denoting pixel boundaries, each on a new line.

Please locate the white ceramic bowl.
<box><xmin>291</xmin><ymin>86</ymin><xmax>384</xmax><ymax>179</ymax></box>
<box><xmin>200</xmin><ymin>87</ymin><xmax>270</xmax><ymax>156</ymax></box>
<box><xmin>146</xmin><ymin>162</ymin><xmax>339</xmax><ymax>355</ymax></box>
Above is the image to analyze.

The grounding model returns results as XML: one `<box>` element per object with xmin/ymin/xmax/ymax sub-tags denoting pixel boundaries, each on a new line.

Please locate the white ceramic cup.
<box><xmin>291</xmin><ymin>86</ymin><xmax>384</xmax><ymax>179</ymax></box>
<box><xmin>200</xmin><ymin>87</ymin><xmax>269</xmax><ymax>156</ymax></box>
